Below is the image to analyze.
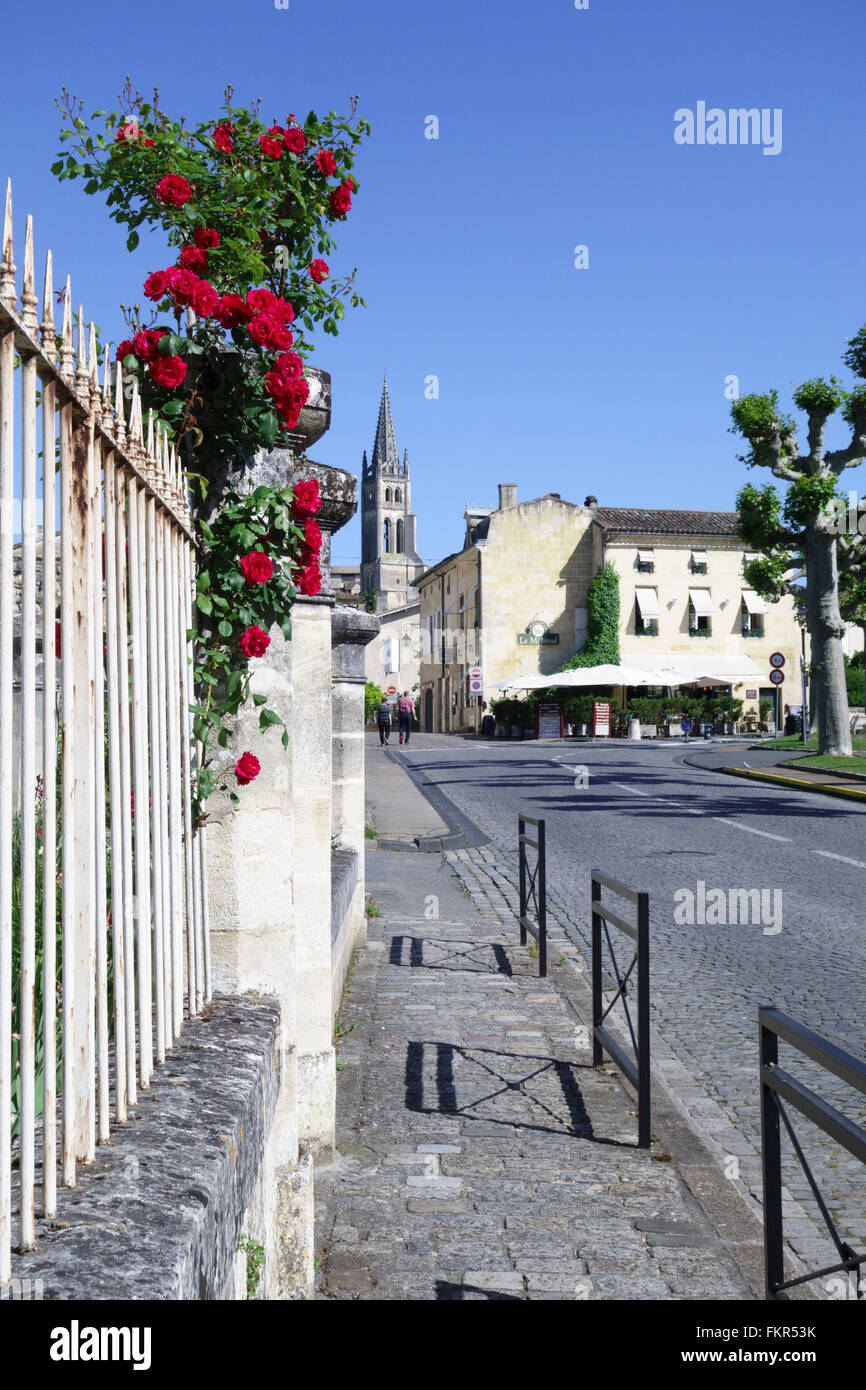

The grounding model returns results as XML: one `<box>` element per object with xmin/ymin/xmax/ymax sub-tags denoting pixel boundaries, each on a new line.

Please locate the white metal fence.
<box><xmin>0</xmin><ymin>179</ymin><xmax>210</xmax><ymax>1282</ymax></box>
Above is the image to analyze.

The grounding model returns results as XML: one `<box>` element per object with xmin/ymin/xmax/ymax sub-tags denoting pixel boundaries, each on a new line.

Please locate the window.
<box><xmin>394</xmin><ymin>488</ymin><xmax>402</xmax><ymax>503</ymax></box>
<box><xmin>635</xmin><ymin>586</ymin><xmax>660</xmax><ymax>636</ymax></box>
<box><xmin>383</xmin><ymin>519</ymin><xmax>392</xmax><ymax>553</ymax></box>
<box><xmin>396</xmin><ymin>519</ymin><xmax>404</xmax><ymax>553</ymax></box>
<box><xmin>689</xmin><ymin>588</ymin><xmax>713</xmax><ymax>635</ymax></box>
<box><xmin>383</xmin><ymin>636</ymin><xmax>400</xmax><ymax>674</ymax></box>
<box><xmin>637</xmin><ymin>549</ymin><xmax>655</xmax><ymax>574</ymax></box>
<box><xmin>691</xmin><ymin>549</ymin><xmax>708</xmax><ymax>575</ymax></box>
<box><xmin>384</xmin><ymin>488</ymin><xmax>392</xmax><ymax>502</ymax></box>
<box><xmin>742</xmin><ymin>589</ymin><xmax>766</xmax><ymax>638</ymax></box>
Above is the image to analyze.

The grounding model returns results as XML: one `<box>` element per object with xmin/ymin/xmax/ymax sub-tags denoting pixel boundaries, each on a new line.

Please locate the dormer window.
<box><xmin>637</xmin><ymin>549</ymin><xmax>655</xmax><ymax>573</ymax></box>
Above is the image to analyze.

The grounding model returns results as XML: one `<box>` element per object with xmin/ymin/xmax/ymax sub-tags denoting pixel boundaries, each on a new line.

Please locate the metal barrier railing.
<box><xmin>591</xmin><ymin>870</ymin><xmax>650</xmax><ymax>1148</ymax></box>
<box><xmin>518</xmin><ymin>813</ymin><xmax>546</xmax><ymax>977</ymax></box>
<box><xmin>759</xmin><ymin>1006</ymin><xmax>866</xmax><ymax>1300</ymax></box>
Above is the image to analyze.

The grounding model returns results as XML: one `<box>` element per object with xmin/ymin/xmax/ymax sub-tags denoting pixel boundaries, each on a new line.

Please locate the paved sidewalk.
<box><xmin>364</xmin><ymin>733</ymin><xmax>451</xmax><ymax>844</ymax></box>
<box><xmin>314</xmin><ymin>847</ymin><xmax>755</xmax><ymax>1300</ymax></box>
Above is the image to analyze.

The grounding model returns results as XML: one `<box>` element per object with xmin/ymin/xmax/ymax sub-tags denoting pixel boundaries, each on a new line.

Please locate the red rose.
<box><xmin>240</xmin><ymin>625</ymin><xmax>271</xmax><ymax>659</ymax></box>
<box><xmin>155</xmin><ymin>174</ymin><xmax>192</xmax><ymax>207</ymax></box>
<box><xmin>276</xmin><ymin>378</ymin><xmax>310</xmax><ymax>429</ymax></box>
<box><xmin>329</xmin><ymin>182</ymin><xmax>353</xmax><ymax>218</ymax></box>
<box><xmin>149</xmin><ymin>355</ymin><xmax>187</xmax><ymax>389</ymax></box>
<box><xmin>115</xmin><ymin>122</ymin><xmax>140</xmax><ymax>143</ymax></box>
<box><xmin>298</xmin><ymin>560</ymin><xmax>321</xmax><ymax>597</ymax></box>
<box><xmin>274</xmin><ymin>350</ymin><xmax>304</xmax><ymax>380</ymax></box>
<box><xmin>179</xmin><ymin>245</ymin><xmax>208</xmax><ymax>274</ymax></box>
<box><xmin>143</xmin><ymin>269</ymin><xmax>171</xmax><ymax>301</ymax></box>
<box><xmin>239</xmin><ymin>551</ymin><xmax>274</xmax><ymax>585</ymax></box>
<box><xmin>304</xmin><ymin>518</ymin><xmax>323</xmax><ymax>553</ymax></box>
<box><xmin>247</xmin><ymin>288</ymin><xmax>278</xmax><ymax>314</ymax></box>
<box><xmin>193</xmin><ymin>227</ymin><xmax>221</xmax><ymax>249</ymax></box>
<box><xmin>234</xmin><ymin>751</ymin><xmax>261</xmax><ymax>786</ymax></box>
<box><xmin>283</xmin><ymin>127</ymin><xmax>307</xmax><ymax>154</ymax></box>
<box><xmin>192</xmin><ymin>281</ymin><xmax>219</xmax><ymax>316</ymax></box>
<box><xmin>214</xmin><ymin>293</ymin><xmax>253</xmax><ymax>328</ymax></box>
<box><xmin>308</xmin><ymin>259</ymin><xmax>329</xmax><ymax>283</ymax></box>
<box><xmin>117</xmin><ymin>339</ymin><xmax>135</xmax><ymax>362</ymax></box>
<box><xmin>271</xmin><ymin>297</ymin><xmax>295</xmax><ymax>324</ymax></box>
<box><xmin>247</xmin><ymin>313</ymin><xmax>282</xmax><ymax>348</ymax></box>
<box><xmin>133</xmin><ymin>328</ymin><xmax>165</xmax><ymax>362</ymax></box>
<box><xmin>260</xmin><ymin>134</ymin><xmax>283</xmax><ymax>160</ymax></box>
<box><xmin>316</xmin><ymin>149</ymin><xmax>337</xmax><ymax>177</ymax></box>
<box><xmin>213</xmin><ymin>124</ymin><xmax>233</xmax><ymax>153</ymax></box>
<box><xmin>167</xmin><ymin>267</ymin><xmax>200</xmax><ymax>305</ymax></box>
<box><xmin>291</xmin><ymin>478</ymin><xmax>322</xmax><ymax>519</ymax></box>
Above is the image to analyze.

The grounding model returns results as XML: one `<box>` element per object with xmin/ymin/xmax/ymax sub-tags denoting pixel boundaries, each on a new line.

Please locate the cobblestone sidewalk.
<box><xmin>314</xmin><ymin>849</ymin><xmax>753</xmax><ymax>1300</ymax></box>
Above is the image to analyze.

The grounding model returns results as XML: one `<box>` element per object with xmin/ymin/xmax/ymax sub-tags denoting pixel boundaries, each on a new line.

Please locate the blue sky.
<box><xmin>2</xmin><ymin>0</ymin><xmax>864</xmax><ymax>566</ymax></box>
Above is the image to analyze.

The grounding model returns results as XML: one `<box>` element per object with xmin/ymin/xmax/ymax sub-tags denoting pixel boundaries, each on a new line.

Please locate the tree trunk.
<box><xmin>805</xmin><ymin>526</ymin><xmax>852</xmax><ymax>756</ymax></box>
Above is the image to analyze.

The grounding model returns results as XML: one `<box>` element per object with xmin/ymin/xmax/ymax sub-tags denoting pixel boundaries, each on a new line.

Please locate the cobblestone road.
<box><xmin>390</xmin><ymin>735</ymin><xmax>866</xmax><ymax>1283</ymax></box>
<box><xmin>315</xmin><ymin>848</ymin><xmax>754</xmax><ymax>1301</ymax></box>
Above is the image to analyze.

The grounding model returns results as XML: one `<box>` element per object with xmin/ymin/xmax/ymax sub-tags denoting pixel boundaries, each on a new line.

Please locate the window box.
<box><xmin>741</xmin><ymin>627</ymin><xmax>762</xmax><ymax>638</ymax></box>
<box><xmin>689</xmin><ymin>628</ymin><xmax>711</xmax><ymax>637</ymax></box>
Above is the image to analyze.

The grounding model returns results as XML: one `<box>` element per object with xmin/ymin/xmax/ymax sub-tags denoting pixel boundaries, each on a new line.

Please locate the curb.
<box><xmin>377</xmin><ymin>749</ymin><xmax>490</xmax><ymax>852</ymax></box>
<box><xmin>722</xmin><ymin>765</ymin><xmax>866</xmax><ymax>804</ymax></box>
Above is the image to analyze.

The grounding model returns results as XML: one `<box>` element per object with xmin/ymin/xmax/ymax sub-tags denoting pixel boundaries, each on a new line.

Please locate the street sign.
<box><xmin>387</xmin><ymin>685</ymin><xmax>397</xmax><ymax>696</ymax></box>
<box><xmin>469</xmin><ymin>666</ymin><xmax>483</xmax><ymax>695</ymax></box>
<box><xmin>769</xmin><ymin>669</ymin><xmax>785</xmax><ymax>685</ymax></box>
<box><xmin>681</xmin><ymin>718</ymin><xmax>693</xmax><ymax>733</ymax></box>
<box><xmin>769</xmin><ymin>652</ymin><xmax>785</xmax><ymax>668</ymax></box>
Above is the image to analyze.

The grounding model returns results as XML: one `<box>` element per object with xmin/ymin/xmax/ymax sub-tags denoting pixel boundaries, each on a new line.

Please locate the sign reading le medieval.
<box><xmin>517</xmin><ymin>619</ymin><xmax>560</xmax><ymax>647</ymax></box>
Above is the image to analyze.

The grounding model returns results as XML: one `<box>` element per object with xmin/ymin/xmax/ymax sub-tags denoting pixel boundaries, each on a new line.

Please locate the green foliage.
<box><xmin>784</xmin><ymin>473</ymin><xmax>841</xmax><ymax>528</ymax></box>
<box><xmin>237</xmin><ymin>1234</ymin><xmax>265</xmax><ymax>1299</ymax></box>
<box><xmin>842</xmin><ymin>325</ymin><xmax>866</xmax><ymax>380</ymax></box>
<box><xmin>192</xmin><ymin>482</ymin><xmax>310</xmax><ymax>812</ymax></box>
<box><xmin>55</xmin><ymin>81</ymin><xmax>369</xmax><ymax>465</ymax></box>
<box><xmin>845</xmin><ymin>654</ymin><xmax>865</xmax><ymax>707</ymax></box>
<box><xmin>360</xmin><ymin>588</ymin><xmax>378</xmax><ymax>614</ymax></box>
<box><xmin>792</xmin><ymin>376</ymin><xmax>845</xmax><ymax>416</ymax></box>
<box><xmin>729</xmin><ymin>391</ymin><xmax>796</xmax><ymax>469</ymax></box>
<box><xmin>558</xmin><ymin>562</ymin><xmax>620</xmax><ymax>671</ymax></box>
<box><xmin>365</xmin><ymin>681</ymin><xmax>384</xmax><ymax>724</ymax></box>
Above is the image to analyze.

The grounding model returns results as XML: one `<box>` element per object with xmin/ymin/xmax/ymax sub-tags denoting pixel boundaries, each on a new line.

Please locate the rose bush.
<box><xmin>54</xmin><ymin>81</ymin><xmax>366</xmax><ymax>808</ymax></box>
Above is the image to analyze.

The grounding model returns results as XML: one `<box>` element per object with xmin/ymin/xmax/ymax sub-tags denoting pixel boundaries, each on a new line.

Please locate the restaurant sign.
<box><xmin>517</xmin><ymin>619</ymin><xmax>560</xmax><ymax>647</ymax></box>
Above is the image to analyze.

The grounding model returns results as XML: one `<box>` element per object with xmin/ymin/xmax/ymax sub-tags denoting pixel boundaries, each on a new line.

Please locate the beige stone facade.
<box><xmin>418</xmin><ymin>488</ymin><xmax>807</xmax><ymax>733</ymax></box>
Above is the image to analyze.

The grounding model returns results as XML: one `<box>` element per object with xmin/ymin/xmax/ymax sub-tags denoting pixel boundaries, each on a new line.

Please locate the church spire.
<box><xmin>371</xmin><ymin>374</ymin><xmax>399</xmax><ymax>474</ymax></box>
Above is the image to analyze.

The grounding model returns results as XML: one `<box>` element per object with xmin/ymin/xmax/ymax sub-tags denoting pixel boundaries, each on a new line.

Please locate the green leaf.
<box><xmin>252</xmin><ymin>693</ymin><xmax>268</xmax><ymax>707</ymax></box>
<box><xmin>196</xmin><ymin>593</ymin><xmax>213</xmax><ymax>615</ymax></box>
<box><xmin>126</xmin><ymin>230</ymin><xmax>139</xmax><ymax>252</ymax></box>
<box><xmin>218</xmin><ymin>620</ymin><xmax>233</xmax><ymax>638</ymax></box>
<box><xmin>259</xmin><ymin>708</ymin><xmax>282</xmax><ymax>731</ymax></box>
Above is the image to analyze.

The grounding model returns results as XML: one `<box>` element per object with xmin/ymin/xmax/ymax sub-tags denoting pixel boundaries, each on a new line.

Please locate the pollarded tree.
<box><xmin>732</xmin><ymin>329</ymin><xmax>866</xmax><ymax>755</ymax></box>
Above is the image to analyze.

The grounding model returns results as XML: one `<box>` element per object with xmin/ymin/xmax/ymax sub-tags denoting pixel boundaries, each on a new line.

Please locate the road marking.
<box><xmin>611</xmin><ymin>782</ymin><xmax>650</xmax><ymax>796</ymax></box>
<box><xmin>713</xmin><ymin>817</ymin><xmax>790</xmax><ymax>842</ymax></box>
<box><xmin>813</xmin><ymin>850</ymin><xmax>866</xmax><ymax>869</ymax></box>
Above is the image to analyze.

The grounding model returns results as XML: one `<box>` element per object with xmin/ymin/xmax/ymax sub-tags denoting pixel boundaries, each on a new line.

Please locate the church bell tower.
<box><xmin>360</xmin><ymin>377</ymin><xmax>425</xmax><ymax>612</ymax></box>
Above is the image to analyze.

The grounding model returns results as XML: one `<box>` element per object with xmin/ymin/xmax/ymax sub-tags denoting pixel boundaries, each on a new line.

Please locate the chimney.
<box><xmin>584</xmin><ymin>494</ymin><xmax>598</xmax><ymax>509</ymax></box>
<box><xmin>498</xmin><ymin>484</ymin><xmax>518</xmax><ymax>510</ymax></box>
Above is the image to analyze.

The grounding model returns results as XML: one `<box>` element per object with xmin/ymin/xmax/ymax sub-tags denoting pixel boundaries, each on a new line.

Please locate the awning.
<box><xmin>688</xmin><ymin>588</ymin><xmax>714</xmax><ymax>616</ymax></box>
<box><xmin>635</xmin><ymin>587</ymin><xmax>660</xmax><ymax>619</ymax></box>
<box><xmin>691</xmin><ymin>550</ymin><xmax>709</xmax><ymax>566</ymax></box>
<box><xmin>647</xmin><ymin>653</ymin><xmax>763</xmax><ymax>682</ymax></box>
<box><xmin>742</xmin><ymin>589</ymin><xmax>767</xmax><ymax>615</ymax></box>
<box><xmin>637</xmin><ymin>549</ymin><xmax>655</xmax><ymax>564</ymax></box>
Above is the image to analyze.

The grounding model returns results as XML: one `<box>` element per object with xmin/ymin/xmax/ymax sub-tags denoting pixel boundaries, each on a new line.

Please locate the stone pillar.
<box><xmin>203</xmin><ymin>370</ymin><xmax>333</xmax><ymax>1292</ymax></box>
<box><xmin>286</xmin><ymin>458</ymin><xmax>358</xmax><ymax>1164</ymax></box>
<box><xmin>331</xmin><ymin>606</ymin><xmax>379</xmax><ymax>1005</ymax></box>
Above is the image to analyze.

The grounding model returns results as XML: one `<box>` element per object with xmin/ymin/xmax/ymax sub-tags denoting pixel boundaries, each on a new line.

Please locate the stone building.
<box><xmin>416</xmin><ymin>485</ymin><xmax>806</xmax><ymax>733</ymax></box>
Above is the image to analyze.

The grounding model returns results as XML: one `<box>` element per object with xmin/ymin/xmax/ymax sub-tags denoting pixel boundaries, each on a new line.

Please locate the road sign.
<box><xmin>769</xmin><ymin>652</ymin><xmax>785</xmax><ymax>668</ymax></box>
<box><xmin>769</xmin><ymin>669</ymin><xmax>785</xmax><ymax>685</ymax></box>
<box><xmin>681</xmin><ymin>718</ymin><xmax>693</xmax><ymax>733</ymax></box>
<box><xmin>469</xmin><ymin>666</ymin><xmax>483</xmax><ymax>695</ymax></box>
<box><xmin>387</xmin><ymin>685</ymin><xmax>397</xmax><ymax>696</ymax></box>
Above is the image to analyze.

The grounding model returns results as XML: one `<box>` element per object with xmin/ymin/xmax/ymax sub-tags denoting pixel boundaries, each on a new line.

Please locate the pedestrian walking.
<box><xmin>397</xmin><ymin>690</ymin><xmax>417</xmax><ymax>745</ymax></box>
<box><xmin>377</xmin><ymin>697</ymin><xmax>392</xmax><ymax>746</ymax></box>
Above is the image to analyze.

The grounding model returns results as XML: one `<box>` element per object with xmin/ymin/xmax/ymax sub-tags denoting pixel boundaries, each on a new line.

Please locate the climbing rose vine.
<box><xmin>54</xmin><ymin>82</ymin><xmax>368</xmax><ymax>809</ymax></box>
